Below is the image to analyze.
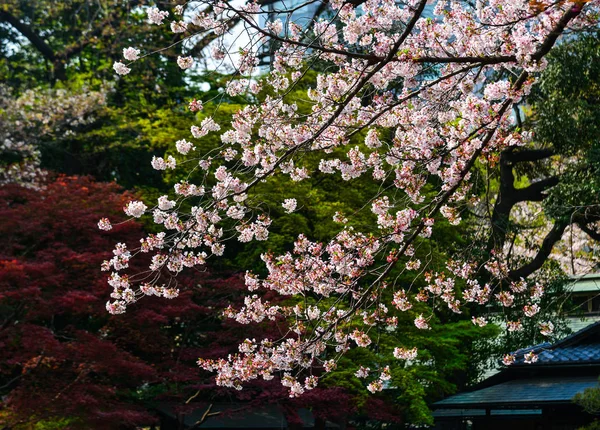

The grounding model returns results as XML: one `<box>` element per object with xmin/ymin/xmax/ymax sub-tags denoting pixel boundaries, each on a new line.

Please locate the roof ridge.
<box><xmin>504</xmin><ymin>321</ymin><xmax>600</xmax><ymax>366</ymax></box>
<box><xmin>551</xmin><ymin>320</ymin><xmax>600</xmax><ymax>348</ymax></box>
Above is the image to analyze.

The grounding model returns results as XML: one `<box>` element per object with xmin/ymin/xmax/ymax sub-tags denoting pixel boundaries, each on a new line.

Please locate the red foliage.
<box><xmin>0</xmin><ymin>176</ymin><xmax>366</xmax><ymax>429</ymax></box>
<box><xmin>0</xmin><ymin>176</ymin><xmax>157</xmax><ymax>427</ymax></box>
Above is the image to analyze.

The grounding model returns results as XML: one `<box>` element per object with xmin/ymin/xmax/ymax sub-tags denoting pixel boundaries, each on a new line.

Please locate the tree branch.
<box><xmin>487</xmin><ymin>149</ymin><xmax>517</xmax><ymax>252</ymax></box>
<box><xmin>487</xmin><ymin>147</ymin><xmax>557</xmax><ymax>252</ymax></box>
<box><xmin>514</xmin><ymin>176</ymin><xmax>560</xmax><ymax>202</ymax></box>
<box><xmin>188</xmin><ymin>18</ymin><xmax>242</xmax><ymax>58</ymax></box>
<box><xmin>1</xmin><ymin>5</ymin><xmax>141</xmax><ymax>81</ymax></box>
<box><xmin>504</xmin><ymin>148</ymin><xmax>554</xmax><ymax>163</ymax></box>
<box><xmin>508</xmin><ymin>220</ymin><xmax>569</xmax><ymax>280</ymax></box>
<box><xmin>531</xmin><ymin>3</ymin><xmax>584</xmax><ymax>62</ymax></box>
<box><xmin>0</xmin><ymin>10</ymin><xmax>57</xmax><ymax>62</ymax></box>
<box><xmin>578</xmin><ymin>222</ymin><xmax>600</xmax><ymax>242</ymax></box>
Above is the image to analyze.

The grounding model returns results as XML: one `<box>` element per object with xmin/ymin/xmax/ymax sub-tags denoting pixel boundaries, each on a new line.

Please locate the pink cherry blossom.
<box><xmin>98</xmin><ymin>218</ymin><xmax>112</xmax><ymax>231</ymax></box>
<box><xmin>471</xmin><ymin>317</ymin><xmax>488</xmax><ymax>327</ymax></box>
<box><xmin>147</xmin><ymin>7</ymin><xmax>168</xmax><ymax>25</ymax></box>
<box><xmin>113</xmin><ymin>61</ymin><xmax>130</xmax><ymax>75</ymax></box>
<box><xmin>177</xmin><ymin>56</ymin><xmax>194</xmax><ymax>70</ymax></box>
<box><xmin>502</xmin><ymin>354</ymin><xmax>516</xmax><ymax>366</ymax></box>
<box><xmin>414</xmin><ymin>314</ymin><xmax>430</xmax><ymax>330</ymax></box>
<box><xmin>393</xmin><ymin>347</ymin><xmax>418</xmax><ymax>360</ymax></box>
<box><xmin>102</xmin><ymin>0</ymin><xmax>600</xmax><ymax>397</ymax></box>
<box><xmin>122</xmin><ymin>47</ymin><xmax>140</xmax><ymax>61</ymax></box>
<box><xmin>123</xmin><ymin>201</ymin><xmax>147</xmax><ymax>218</ymax></box>
<box><xmin>171</xmin><ymin>21</ymin><xmax>187</xmax><ymax>33</ymax></box>
<box><xmin>524</xmin><ymin>351</ymin><xmax>538</xmax><ymax>364</ymax></box>
<box><xmin>540</xmin><ymin>321</ymin><xmax>554</xmax><ymax>337</ymax></box>
<box><xmin>282</xmin><ymin>198</ymin><xmax>297</xmax><ymax>213</ymax></box>
<box><xmin>175</xmin><ymin>139</ymin><xmax>194</xmax><ymax>155</ymax></box>
<box><xmin>355</xmin><ymin>366</ymin><xmax>370</xmax><ymax>378</ymax></box>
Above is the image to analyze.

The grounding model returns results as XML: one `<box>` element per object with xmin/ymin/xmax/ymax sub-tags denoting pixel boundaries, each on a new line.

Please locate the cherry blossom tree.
<box><xmin>103</xmin><ymin>0</ymin><xmax>600</xmax><ymax>396</ymax></box>
<box><xmin>0</xmin><ymin>85</ymin><xmax>107</xmax><ymax>188</ymax></box>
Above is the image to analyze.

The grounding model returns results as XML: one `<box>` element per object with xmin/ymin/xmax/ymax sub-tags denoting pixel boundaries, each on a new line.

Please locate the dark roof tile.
<box><xmin>434</xmin><ymin>376</ymin><xmax>599</xmax><ymax>408</ymax></box>
<box><xmin>507</xmin><ymin>321</ymin><xmax>600</xmax><ymax>366</ymax></box>
<box><xmin>512</xmin><ymin>342</ymin><xmax>600</xmax><ymax>366</ymax></box>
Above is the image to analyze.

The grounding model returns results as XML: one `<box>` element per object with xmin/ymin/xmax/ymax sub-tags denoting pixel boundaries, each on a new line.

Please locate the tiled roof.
<box><xmin>512</xmin><ymin>342</ymin><xmax>600</xmax><ymax>366</ymax></box>
<box><xmin>435</xmin><ymin>322</ymin><xmax>600</xmax><ymax>411</ymax></box>
<box><xmin>434</xmin><ymin>376</ymin><xmax>599</xmax><ymax>408</ymax></box>
<box><xmin>510</xmin><ymin>321</ymin><xmax>600</xmax><ymax>366</ymax></box>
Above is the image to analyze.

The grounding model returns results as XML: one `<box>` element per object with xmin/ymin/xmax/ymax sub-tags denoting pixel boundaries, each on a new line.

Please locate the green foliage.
<box><xmin>5</xmin><ymin>3</ymin><xmax>583</xmax><ymax>425</ymax></box>
<box><xmin>1</xmin><ymin>0</ymin><xmax>199</xmax><ymax>194</ymax></box>
<box><xmin>579</xmin><ymin>421</ymin><xmax>600</xmax><ymax>430</ymax></box>
<box><xmin>574</xmin><ymin>381</ymin><xmax>600</xmax><ymax>415</ymax></box>
<box><xmin>31</xmin><ymin>417</ymin><xmax>80</xmax><ymax>430</ymax></box>
<box><xmin>531</xmin><ymin>33</ymin><xmax>600</xmax><ymax>219</ymax></box>
<box><xmin>316</xmin><ymin>315</ymin><xmax>497</xmax><ymax>425</ymax></box>
<box><xmin>0</xmin><ymin>412</ymin><xmax>80</xmax><ymax>430</ymax></box>
<box><xmin>41</xmin><ymin>95</ymin><xmax>193</xmax><ymax>190</ymax></box>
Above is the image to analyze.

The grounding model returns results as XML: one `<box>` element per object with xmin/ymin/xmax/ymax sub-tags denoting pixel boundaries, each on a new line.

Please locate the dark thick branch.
<box><xmin>487</xmin><ymin>146</ymin><xmax>557</xmax><ymax>252</ymax></box>
<box><xmin>505</xmin><ymin>204</ymin><xmax>600</xmax><ymax>281</ymax></box>
<box><xmin>579</xmin><ymin>222</ymin><xmax>600</xmax><ymax>242</ymax></box>
<box><xmin>0</xmin><ymin>10</ymin><xmax>57</xmax><ymax>62</ymax></box>
<box><xmin>487</xmin><ymin>150</ymin><xmax>518</xmax><ymax>251</ymax></box>
<box><xmin>504</xmin><ymin>203</ymin><xmax>600</xmax><ymax>281</ymax></box>
<box><xmin>1</xmin><ymin>5</ymin><xmax>140</xmax><ymax>81</ymax></box>
<box><xmin>508</xmin><ymin>220</ymin><xmax>569</xmax><ymax>280</ymax></box>
<box><xmin>504</xmin><ymin>148</ymin><xmax>554</xmax><ymax>163</ymax></box>
<box><xmin>532</xmin><ymin>3</ymin><xmax>583</xmax><ymax>61</ymax></box>
<box><xmin>514</xmin><ymin>176</ymin><xmax>560</xmax><ymax>202</ymax></box>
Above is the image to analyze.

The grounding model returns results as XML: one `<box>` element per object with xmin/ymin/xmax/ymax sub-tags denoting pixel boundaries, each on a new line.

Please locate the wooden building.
<box><xmin>433</xmin><ymin>321</ymin><xmax>600</xmax><ymax>429</ymax></box>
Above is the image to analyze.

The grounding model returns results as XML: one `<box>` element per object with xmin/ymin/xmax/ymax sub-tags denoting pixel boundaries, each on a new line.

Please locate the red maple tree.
<box><xmin>0</xmin><ymin>175</ymin><xmax>395</xmax><ymax>429</ymax></box>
